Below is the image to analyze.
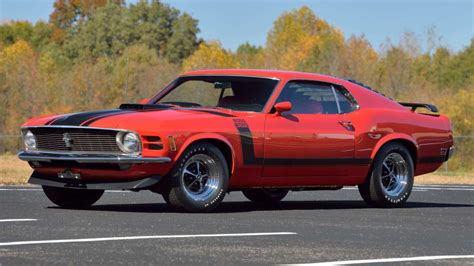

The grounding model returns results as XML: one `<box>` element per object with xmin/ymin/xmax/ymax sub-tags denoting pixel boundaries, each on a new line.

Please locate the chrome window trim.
<box><xmin>269</xmin><ymin>79</ymin><xmax>360</xmax><ymax>114</ymax></box>
<box><xmin>149</xmin><ymin>75</ymin><xmax>281</xmax><ymax>113</ymax></box>
<box><xmin>330</xmin><ymin>85</ymin><xmax>342</xmax><ymax>114</ymax></box>
<box><xmin>180</xmin><ymin>74</ymin><xmax>280</xmax><ymax>81</ymax></box>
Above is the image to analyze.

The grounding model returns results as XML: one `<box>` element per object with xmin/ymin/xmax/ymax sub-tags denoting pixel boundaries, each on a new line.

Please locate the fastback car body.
<box><xmin>18</xmin><ymin>69</ymin><xmax>455</xmax><ymax>211</ymax></box>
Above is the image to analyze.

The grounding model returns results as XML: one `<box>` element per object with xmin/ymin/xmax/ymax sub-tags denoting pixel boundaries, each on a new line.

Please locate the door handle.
<box><xmin>338</xmin><ymin>120</ymin><xmax>354</xmax><ymax>131</ymax></box>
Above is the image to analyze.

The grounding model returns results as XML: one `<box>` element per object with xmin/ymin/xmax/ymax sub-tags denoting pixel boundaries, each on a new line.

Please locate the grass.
<box><xmin>0</xmin><ymin>155</ymin><xmax>32</xmax><ymax>185</ymax></box>
<box><xmin>415</xmin><ymin>172</ymin><xmax>474</xmax><ymax>185</ymax></box>
<box><xmin>0</xmin><ymin>155</ymin><xmax>472</xmax><ymax>185</ymax></box>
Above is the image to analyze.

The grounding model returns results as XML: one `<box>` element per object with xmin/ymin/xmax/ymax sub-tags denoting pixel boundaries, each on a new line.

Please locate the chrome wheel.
<box><xmin>181</xmin><ymin>154</ymin><xmax>221</xmax><ymax>202</ymax></box>
<box><xmin>380</xmin><ymin>153</ymin><xmax>408</xmax><ymax>197</ymax></box>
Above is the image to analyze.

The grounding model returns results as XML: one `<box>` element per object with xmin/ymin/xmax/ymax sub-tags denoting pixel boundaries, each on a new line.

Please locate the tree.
<box><xmin>0</xmin><ymin>21</ymin><xmax>34</xmax><ymax>46</ymax></box>
<box><xmin>304</xmin><ymin>27</ymin><xmax>344</xmax><ymax>75</ymax></box>
<box><xmin>63</xmin><ymin>1</ymin><xmax>200</xmax><ymax>62</ymax></box>
<box><xmin>182</xmin><ymin>41</ymin><xmax>239</xmax><ymax>71</ymax></box>
<box><xmin>49</xmin><ymin>0</ymin><xmax>124</xmax><ymax>43</ymax></box>
<box><xmin>235</xmin><ymin>43</ymin><xmax>265</xmax><ymax>69</ymax></box>
<box><xmin>265</xmin><ymin>6</ymin><xmax>341</xmax><ymax>71</ymax></box>
<box><xmin>340</xmin><ymin>35</ymin><xmax>378</xmax><ymax>85</ymax></box>
<box><xmin>165</xmin><ymin>13</ymin><xmax>200</xmax><ymax>63</ymax></box>
<box><xmin>31</xmin><ymin>21</ymin><xmax>54</xmax><ymax>51</ymax></box>
<box><xmin>378</xmin><ymin>44</ymin><xmax>413</xmax><ymax>98</ymax></box>
<box><xmin>0</xmin><ymin>40</ymin><xmax>42</xmax><ymax>145</ymax></box>
<box><xmin>444</xmin><ymin>39</ymin><xmax>474</xmax><ymax>89</ymax></box>
<box><xmin>63</xmin><ymin>4</ymin><xmax>133</xmax><ymax>58</ymax></box>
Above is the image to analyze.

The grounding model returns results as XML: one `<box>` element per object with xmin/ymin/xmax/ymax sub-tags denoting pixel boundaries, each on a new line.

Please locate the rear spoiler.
<box><xmin>398</xmin><ymin>102</ymin><xmax>438</xmax><ymax>113</ymax></box>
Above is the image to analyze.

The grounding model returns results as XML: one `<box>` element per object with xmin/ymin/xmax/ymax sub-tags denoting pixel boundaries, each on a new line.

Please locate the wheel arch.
<box><xmin>370</xmin><ymin>134</ymin><xmax>418</xmax><ymax>168</ymax></box>
<box><xmin>175</xmin><ymin>133</ymin><xmax>236</xmax><ymax>176</ymax></box>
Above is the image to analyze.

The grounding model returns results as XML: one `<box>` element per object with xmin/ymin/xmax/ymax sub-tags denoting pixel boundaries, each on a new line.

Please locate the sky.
<box><xmin>0</xmin><ymin>0</ymin><xmax>472</xmax><ymax>52</ymax></box>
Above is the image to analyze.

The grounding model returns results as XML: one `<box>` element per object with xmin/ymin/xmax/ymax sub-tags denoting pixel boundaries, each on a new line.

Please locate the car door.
<box><xmin>262</xmin><ymin>80</ymin><xmax>357</xmax><ymax>178</ymax></box>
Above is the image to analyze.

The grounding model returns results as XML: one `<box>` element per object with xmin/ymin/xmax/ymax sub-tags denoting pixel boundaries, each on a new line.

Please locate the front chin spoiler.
<box><xmin>28</xmin><ymin>171</ymin><xmax>161</xmax><ymax>191</ymax></box>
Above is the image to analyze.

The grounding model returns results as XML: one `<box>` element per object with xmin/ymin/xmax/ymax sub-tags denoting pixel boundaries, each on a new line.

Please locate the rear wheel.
<box><xmin>242</xmin><ymin>188</ymin><xmax>289</xmax><ymax>203</ymax></box>
<box><xmin>42</xmin><ymin>186</ymin><xmax>104</xmax><ymax>208</ymax></box>
<box><xmin>163</xmin><ymin>143</ymin><xmax>229</xmax><ymax>212</ymax></box>
<box><xmin>358</xmin><ymin>143</ymin><xmax>414</xmax><ymax>207</ymax></box>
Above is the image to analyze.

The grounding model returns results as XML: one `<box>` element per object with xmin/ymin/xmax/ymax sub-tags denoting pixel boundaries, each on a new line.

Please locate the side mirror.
<box><xmin>274</xmin><ymin>101</ymin><xmax>292</xmax><ymax>116</ymax></box>
<box><xmin>139</xmin><ymin>98</ymin><xmax>150</xmax><ymax>104</ymax></box>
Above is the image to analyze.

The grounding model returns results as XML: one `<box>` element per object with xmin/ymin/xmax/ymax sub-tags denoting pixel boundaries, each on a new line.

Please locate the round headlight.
<box><xmin>118</xmin><ymin>132</ymin><xmax>140</xmax><ymax>154</ymax></box>
<box><xmin>24</xmin><ymin>130</ymin><xmax>37</xmax><ymax>150</ymax></box>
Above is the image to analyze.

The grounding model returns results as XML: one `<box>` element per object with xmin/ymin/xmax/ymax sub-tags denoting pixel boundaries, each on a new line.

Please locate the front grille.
<box><xmin>30</xmin><ymin>127</ymin><xmax>121</xmax><ymax>153</ymax></box>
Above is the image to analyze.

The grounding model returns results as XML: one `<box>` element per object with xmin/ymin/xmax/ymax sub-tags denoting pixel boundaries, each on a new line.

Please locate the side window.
<box><xmin>276</xmin><ymin>81</ymin><xmax>338</xmax><ymax>114</ymax></box>
<box><xmin>275</xmin><ymin>81</ymin><xmax>357</xmax><ymax>114</ymax></box>
<box><xmin>334</xmin><ymin>86</ymin><xmax>358</xmax><ymax>113</ymax></box>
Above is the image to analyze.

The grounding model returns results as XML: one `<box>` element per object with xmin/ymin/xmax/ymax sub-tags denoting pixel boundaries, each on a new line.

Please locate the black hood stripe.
<box><xmin>45</xmin><ymin>116</ymin><xmax>61</xmax><ymax>125</ymax></box>
<box><xmin>50</xmin><ymin>110</ymin><xmax>124</xmax><ymax>126</ymax></box>
<box><xmin>81</xmin><ymin>110</ymin><xmax>134</xmax><ymax>126</ymax></box>
<box><xmin>46</xmin><ymin>107</ymin><xmax>234</xmax><ymax>127</ymax></box>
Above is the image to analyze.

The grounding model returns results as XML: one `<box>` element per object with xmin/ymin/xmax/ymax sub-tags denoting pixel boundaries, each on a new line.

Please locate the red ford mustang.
<box><xmin>18</xmin><ymin>69</ymin><xmax>454</xmax><ymax>212</ymax></box>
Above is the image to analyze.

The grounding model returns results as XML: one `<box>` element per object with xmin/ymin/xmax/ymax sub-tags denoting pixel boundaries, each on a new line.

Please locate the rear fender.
<box><xmin>370</xmin><ymin>133</ymin><xmax>418</xmax><ymax>161</ymax></box>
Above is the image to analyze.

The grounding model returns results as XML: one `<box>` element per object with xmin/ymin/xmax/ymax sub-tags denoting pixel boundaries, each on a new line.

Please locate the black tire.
<box><xmin>358</xmin><ymin>142</ymin><xmax>414</xmax><ymax>207</ymax></box>
<box><xmin>163</xmin><ymin>143</ymin><xmax>229</xmax><ymax>212</ymax></box>
<box><xmin>162</xmin><ymin>192</ymin><xmax>171</xmax><ymax>205</ymax></box>
<box><xmin>242</xmin><ymin>188</ymin><xmax>289</xmax><ymax>203</ymax></box>
<box><xmin>42</xmin><ymin>186</ymin><xmax>104</xmax><ymax>208</ymax></box>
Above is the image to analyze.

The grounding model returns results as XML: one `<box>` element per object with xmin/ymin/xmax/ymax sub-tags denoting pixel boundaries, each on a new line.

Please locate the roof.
<box><xmin>182</xmin><ymin>69</ymin><xmax>347</xmax><ymax>84</ymax></box>
<box><xmin>181</xmin><ymin>69</ymin><xmax>403</xmax><ymax>111</ymax></box>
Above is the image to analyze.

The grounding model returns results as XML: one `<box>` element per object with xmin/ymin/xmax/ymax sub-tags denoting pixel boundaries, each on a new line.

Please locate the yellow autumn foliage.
<box><xmin>182</xmin><ymin>41</ymin><xmax>240</xmax><ymax>71</ymax></box>
<box><xmin>0</xmin><ymin>39</ymin><xmax>35</xmax><ymax>69</ymax></box>
<box><xmin>266</xmin><ymin>6</ymin><xmax>343</xmax><ymax>71</ymax></box>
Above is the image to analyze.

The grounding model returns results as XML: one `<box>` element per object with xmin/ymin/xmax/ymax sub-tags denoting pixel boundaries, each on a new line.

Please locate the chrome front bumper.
<box><xmin>17</xmin><ymin>151</ymin><xmax>171</xmax><ymax>164</ymax></box>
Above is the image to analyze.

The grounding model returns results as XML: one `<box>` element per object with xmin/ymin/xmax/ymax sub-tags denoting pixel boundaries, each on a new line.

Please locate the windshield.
<box><xmin>154</xmin><ymin>76</ymin><xmax>279</xmax><ymax>112</ymax></box>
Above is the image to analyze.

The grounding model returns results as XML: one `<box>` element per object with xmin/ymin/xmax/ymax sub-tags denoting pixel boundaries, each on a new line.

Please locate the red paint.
<box><xmin>23</xmin><ymin>69</ymin><xmax>453</xmax><ymax>188</ymax></box>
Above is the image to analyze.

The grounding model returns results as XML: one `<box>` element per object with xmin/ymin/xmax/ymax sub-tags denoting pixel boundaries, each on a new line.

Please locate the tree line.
<box><xmin>0</xmin><ymin>2</ymin><xmax>472</xmax><ymax>171</ymax></box>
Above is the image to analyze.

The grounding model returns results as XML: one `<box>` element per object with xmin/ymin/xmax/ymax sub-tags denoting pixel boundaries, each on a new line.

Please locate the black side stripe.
<box><xmin>418</xmin><ymin>156</ymin><xmax>445</xmax><ymax>163</ymax></box>
<box><xmin>233</xmin><ymin>118</ymin><xmax>371</xmax><ymax>166</ymax></box>
<box><xmin>50</xmin><ymin>110</ymin><xmax>124</xmax><ymax>126</ymax></box>
<box><xmin>234</xmin><ymin>118</ymin><xmax>263</xmax><ymax>164</ymax></box>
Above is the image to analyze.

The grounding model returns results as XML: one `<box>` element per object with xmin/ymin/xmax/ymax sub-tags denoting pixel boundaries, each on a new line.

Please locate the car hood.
<box><xmin>24</xmin><ymin>104</ymin><xmax>242</xmax><ymax>130</ymax></box>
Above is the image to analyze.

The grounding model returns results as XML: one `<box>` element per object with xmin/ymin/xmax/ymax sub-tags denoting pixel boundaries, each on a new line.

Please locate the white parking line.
<box><xmin>413</xmin><ymin>187</ymin><xmax>474</xmax><ymax>191</ymax></box>
<box><xmin>292</xmin><ymin>254</ymin><xmax>474</xmax><ymax>265</ymax></box>
<box><xmin>341</xmin><ymin>186</ymin><xmax>474</xmax><ymax>191</ymax></box>
<box><xmin>0</xmin><ymin>232</ymin><xmax>297</xmax><ymax>247</ymax></box>
<box><xmin>1</xmin><ymin>185</ymin><xmax>472</xmax><ymax>192</ymax></box>
<box><xmin>0</xmin><ymin>188</ymin><xmax>129</xmax><ymax>193</ymax></box>
<box><xmin>416</xmin><ymin>184</ymin><xmax>474</xmax><ymax>188</ymax></box>
<box><xmin>0</xmin><ymin>188</ymin><xmax>43</xmax><ymax>191</ymax></box>
<box><xmin>0</xmin><ymin>219</ymin><xmax>37</xmax><ymax>223</ymax></box>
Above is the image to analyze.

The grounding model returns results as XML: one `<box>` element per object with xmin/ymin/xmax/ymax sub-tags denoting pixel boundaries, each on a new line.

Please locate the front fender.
<box><xmin>174</xmin><ymin>133</ymin><xmax>237</xmax><ymax>174</ymax></box>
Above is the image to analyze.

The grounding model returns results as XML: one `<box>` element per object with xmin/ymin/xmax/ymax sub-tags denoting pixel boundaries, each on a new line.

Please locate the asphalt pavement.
<box><xmin>0</xmin><ymin>185</ymin><xmax>473</xmax><ymax>265</ymax></box>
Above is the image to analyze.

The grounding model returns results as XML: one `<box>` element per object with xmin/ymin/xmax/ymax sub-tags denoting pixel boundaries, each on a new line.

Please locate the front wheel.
<box><xmin>358</xmin><ymin>143</ymin><xmax>414</xmax><ymax>207</ymax></box>
<box><xmin>163</xmin><ymin>143</ymin><xmax>229</xmax><ymax>212</ymax></box>
<box><xmin>42</xmin><ymin>186</ymin><xmax>104</xmax><ymax>208</ymax></box>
